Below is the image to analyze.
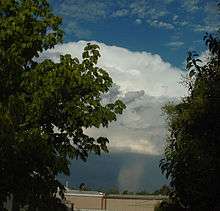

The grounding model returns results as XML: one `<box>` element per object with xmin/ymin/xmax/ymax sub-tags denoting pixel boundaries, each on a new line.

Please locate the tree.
<box><xmin>79</xmin><ymin>183</ymin><xmax>87</xmax><ymax>191</ymax></box>
<box><xmin>106</xmin><ymin>187</ymin><xmax>120</xmax><ymax>195</ymax></box>
<box><xmin>0</xmin><ymin>0</ymin><xmax>125</xmax><ymax>210</ymax></box>
<box><xmin>153</xmin><ymin>185</ymin><xmax>170</xmax><ymax>196</ymax></box>
<box><xmin>160</xmin><ymin>32</ymin><xmax>220</xmax><ymax>210</ymax></box>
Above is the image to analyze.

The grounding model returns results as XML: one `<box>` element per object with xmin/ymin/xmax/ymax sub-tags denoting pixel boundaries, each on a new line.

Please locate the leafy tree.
<box><xmin>160</xmin><ymin>32</ymin><xmax>220</xmax><ymax>210</ymax></box>
<box><xmin>153</xmin><ymin>185</ymin><xmax>170</xmax><ymax>196</ymax></box>
<box><xmin>106</xmin><ymin>187</ymin><xmax>120</xmax><ymax>195</ymax></box>
<box><xmin>122</xmin><ymin>190</ymin><xmax>129</xmax><ymax>195</ymax></box>
<box><xmin>136</xmin><ymin>190</ymin><xmax>149</xmax><ymax>195</ymax></box>
<box><xmin>79</xmin><ymin>183</ymin><xmax>87</xmax><ymax>191</ymax></box>
<box><xmin>0</xmin><ymin>0</ymin><xmax>125</xmax><ymax>210</ymax></box>
<box><xmin>154</xmin><ymin>199</ymin><xmax>185</xmax><ymax>211</ymax></box>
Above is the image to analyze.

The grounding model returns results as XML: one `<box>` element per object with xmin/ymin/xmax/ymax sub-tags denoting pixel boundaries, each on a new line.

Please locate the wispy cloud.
<box><xmin>130</xmin><ymin>1</ymin><xmax>167</xmax><ymax>19</ymax></box>
<box><xmin>182</xmin><ymin>0</ymin><xmax>200</xmax><ymax>12</ymax></box>
<box><xmin>164</xmin><ymin>0</ymin><xmax>175</xmax><ymax>4</ymax></box>
<box><xmin>172</xmin><ymin>15</ymin><xmax>178</xmax><ymax>21</ymax></box>
<box><xmin>50</xmin><ymin>0</ymin><xmax>220</xmax><ymax>38</ymax></box>
<box><xmin>57</xmin><ymin>0</ymin><xmax>110</xmax><ymax>21</ymax></box>
<box><xmin>130</xmin><ymin>0</ymin><xmax>149</xmax><ymax>18</ymax></box>
<box><xmin>193</xmin><ymin>24</ymin><xmax>219</xmax><ymax>33</ymax></box>
<box><xmin>148</xmin><ymin>20</ymin><xmax>174</xmax><ymax>30</ymax></box>
<box><xmin>165</xmin><ymin>41</ymin><xmax>184</xmax><ymax>49</ymax></box>
<box><xmin>135</xmin><ymin>18</ymin><xmax>142</xmax><ymax>24</ymax></box>
<box><xmin>64</xmin><ymin>22</ymin><xmax>92</xmax><ymax>39</ymax></box>
<box><xmin>112</xmin><ymin>9</ymin><xmax>129</xmax><ymax>17</ymax></box>
<box><xmin>201</xmin><ymin>1</ymin><xmax>220</xmax><ymax>33</ymax></box>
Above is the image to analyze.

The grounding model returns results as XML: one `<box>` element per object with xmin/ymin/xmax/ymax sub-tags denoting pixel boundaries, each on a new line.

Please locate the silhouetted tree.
<box><xmin>160</xmin><ymin>31</ymin><xmax>220</xmax><ymax>210</ymax></box>
<box><xmin>0</xmin><ymin>0</ymin><xmax>125</xmax><ymax>209</ymax></box>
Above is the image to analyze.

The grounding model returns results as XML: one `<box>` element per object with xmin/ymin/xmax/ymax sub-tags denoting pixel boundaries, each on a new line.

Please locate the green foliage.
<box><xmin>106</xmin><ymin>187</ymin><xmax>120</xmax><ymax>195</ymax></box>
<box><xmin>122</xmin><ymin>190</ymin><xmax>129</xmax><ymax>195</ymax></box>
<box><xmin>0</xmin><ymin>0</ymin><xmax>125</xmax><ymax>210</ymax></box>
<box><xmin>153</xmin><ymin>185</ymin><xmax>170</xmax><ymax>196</ymax></box>
<box><xmin>154</xmin><ymin>199</ymin><xmax>185</xmax><ymax>211</ymax></box>
<box><xmin>160</xmin><ymin>33</ymin><xmax>220</xmax><ymax>210</ymax></box>
<box><xmin>136</xmin><ymin>190</ymin><xmax>150</xmax><ymax>195</ymax></box>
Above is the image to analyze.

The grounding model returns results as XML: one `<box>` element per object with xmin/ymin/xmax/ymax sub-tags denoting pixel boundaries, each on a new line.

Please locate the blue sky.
<box><xmin>50</xmin><ymin>0</ymin><xmax>219</xmax><ymax>68</ymax></box>
<box><xmin>46</xmin><ymin>0</ymin><xmax>219</xmax><ymax>190</ymax></box>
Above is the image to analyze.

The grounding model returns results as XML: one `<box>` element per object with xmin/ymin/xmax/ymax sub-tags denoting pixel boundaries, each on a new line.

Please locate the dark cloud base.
<box><xmin>58</xmin><ymin>152</ymin><xmax>168</xmax><ymax>192</ymax></box>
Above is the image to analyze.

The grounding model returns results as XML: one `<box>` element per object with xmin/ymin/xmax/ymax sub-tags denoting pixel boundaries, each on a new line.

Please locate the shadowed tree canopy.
<box><xmin>160</xmin><ymin>32</ymin><xmax>220</xmax><ymax>211</ymax></box>
<box><xmin>0</xmin><ymin>0</ymin><xmax>125</xmax><ymax>210</ymax></box>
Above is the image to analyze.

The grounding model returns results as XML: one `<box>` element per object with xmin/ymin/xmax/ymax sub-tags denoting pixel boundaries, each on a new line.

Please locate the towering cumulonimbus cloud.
<box><xmin>40</xmin><ymin>40</ymin><xmax>186</xmax><ymax>155</ymax></box>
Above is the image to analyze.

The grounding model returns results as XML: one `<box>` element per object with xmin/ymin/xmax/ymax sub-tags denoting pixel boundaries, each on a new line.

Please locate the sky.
<box><xmin>45</xmin><ymin>0</ymin><xmax>219</xmax><ymax>191</ymax></box>
<box><xmin>49</xmin><ymin>0</ymin><xmax>220</xmax><ymax>67</ymax></box>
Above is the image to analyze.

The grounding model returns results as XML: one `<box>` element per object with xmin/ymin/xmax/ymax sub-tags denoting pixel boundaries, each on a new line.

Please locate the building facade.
<box><xmin>65</xmin><ymin>189</ymin><xmax>167</xmax><ymax>211</ymax></box>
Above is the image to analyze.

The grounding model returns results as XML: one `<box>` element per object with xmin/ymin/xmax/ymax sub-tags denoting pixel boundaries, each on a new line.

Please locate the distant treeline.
<box><xmin>67</xmin><ymin>184</ymin><xmax>170</xmax><ymax>196</ymax></box>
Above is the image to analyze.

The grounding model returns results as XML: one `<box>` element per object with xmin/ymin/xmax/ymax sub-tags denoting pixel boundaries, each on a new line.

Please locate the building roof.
<box><xmin>65</xmin><ymin>189</ymin><xmax>168</xmax><ymax>200</ymax></box>
<box><xmin>65</xmin><ymin>189</ymin><xmax>105</xmax><ymax>198</ymax></box>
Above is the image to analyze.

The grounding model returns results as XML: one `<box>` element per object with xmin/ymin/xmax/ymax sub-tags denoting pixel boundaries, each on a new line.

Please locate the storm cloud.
<box><xmin>41</xmin><ymin>41</ymin><xmax>186</xmax><ymax>155</ymax></box>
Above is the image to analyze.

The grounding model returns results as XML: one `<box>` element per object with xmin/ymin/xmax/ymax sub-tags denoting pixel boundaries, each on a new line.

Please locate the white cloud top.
<box><xmin>41</xmin><ymin>41</ymin><xmax>186</xmax><ymax>155</ymax></box>
<box><xmin>43</xmin><ymin>41</ymin><xmax>186</xmax><ymax>97</ymax></box>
